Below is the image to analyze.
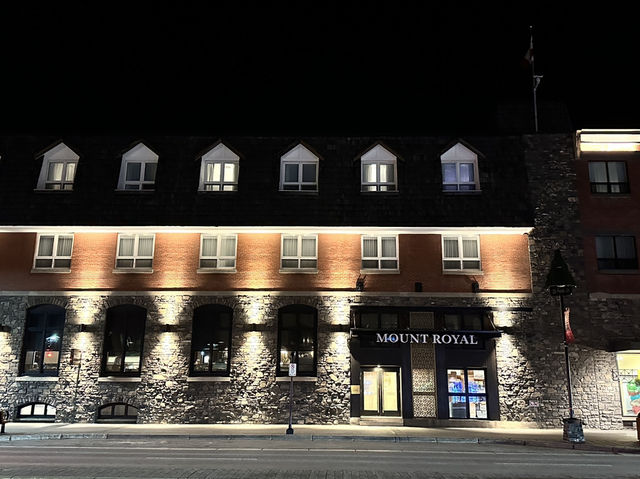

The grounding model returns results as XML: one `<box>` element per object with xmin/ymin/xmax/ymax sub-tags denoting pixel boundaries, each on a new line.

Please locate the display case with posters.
<box><xmin>616</xmin><ymin>353</ymin><xmax>640</xmax><ymax>418</ymax></box>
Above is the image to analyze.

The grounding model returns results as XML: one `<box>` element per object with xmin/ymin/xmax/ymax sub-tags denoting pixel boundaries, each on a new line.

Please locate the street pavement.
<box><xmin>1</xmin><ymin>422</ymin><xmax>639</xmax><ymax>454</ymax></box>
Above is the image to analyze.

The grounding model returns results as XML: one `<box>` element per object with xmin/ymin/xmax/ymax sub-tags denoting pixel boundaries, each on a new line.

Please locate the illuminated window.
<box><xmin>588</xmin><ymin>161</ymin><xmax>629</xmax><ymax>194</ymax></box>
<box><xmin>115</xmin><ymin>234</ymin><xmax>155</xmax><ymax>270</ymax></box>
<box><xmin>97</xmin><ymin>403</ymin><xmax>139</xmax><ymax>423</ymax></box>
<box><xmin>17</xmin><ymin>402</ymin><xmax>57</xmax><ymax>422</ymax></box>
<box><xmin>117</xmin><ymin>143</ymin><xmax>158</xmax><ymax>190</ymax></box>
<box><xmin>443</xmin><ymin>312</ymin><xmax>483</xmax><ymax>330</ymax></box>
<box><xmin>20</xmin><ymin>305</ymin><xmax>65</xmax><ymax>376</ymax></box>
<box><xmin>595</xmin><ymin>235</ymin><xmax>638</xmax><ymax>270</ymax></box>
<box><xmin>101</xmin><ymin>305</ymin><xmax>146</xmax><ymax>376</ymax></box>
<box><xmin>190</xmin><ymin>305</ymin><xmax>232</xmax><ymax>376</ymax></box>
<box><xmin>616</xmin><ymin>353</ymin><xmax>640</xmax><ymax>418</ymax></box>
<box><xmin>281</xmin><ymin>234</ymin><xmax>318</xmax><ymax>270</ymax></box>
<box><xmin>36</xmin><ymin>143</ymin><xmax>79</xmax><ymax>190</ymax></box>
<box><xmin>280</xmin><ymin>144</ymin><xmax>319</xmax><ymax>191</ymax></box>
<box><xmin>33</xmin><ymin>234</ymin><xmax>74</xmax><ymax>270</ymax></box>
<box><xmin>199</xmin><ymin>234</ymin><xmax>237</xmax><ymax>270</ymax></box>
<box><xmin>198</xmin><ymin>143</ymin><xmax>239</xmax><ymax>191</ymax></box>
<box><xmin>442</xmin><ymin>236</ymin><xmax>481</xmax><ymax>271</ymax></box>
<box><xmin>441</xmin><ymin>142</ymin><xmax>480</xmax><ymax>191</ymax></box>
<box><xmin>361</xmin><ymin>144</ymin><xmax>397</xmax><ymax>192</ymax></box>
<box><xmin>359</xmin><ymin>312</ymin><xmax>398</xmax><ymax>329</ymax></box>
<box><xmin>447</xmin><ymin>368</ymin><xmax>487</xmax><ymax>419</ymax></box>
<box><xmin>277</xmin><ymin>305</ymin><xmax>317</xmax><ymax>376</ymax></box>
<box><xmin>361</xmin><ymin>235</ymin><xmax>398</xmax><ymax>270</ymax></box>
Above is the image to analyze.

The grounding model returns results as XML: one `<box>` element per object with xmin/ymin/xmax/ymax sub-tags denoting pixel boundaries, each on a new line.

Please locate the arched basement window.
<box><xmin>21</xmin><ymin>305</ymin><xmax>65</xmax><ymax>376</ymax></box>
<box><xmin>190</xmin><ymin>304</ymin><xmax>233</xmax><ymax>376</ymax></box>
<box><xmin>97</xmin><ymin>403</ymin><xmax>139</xmax><ymax>423</ymax></box>
<box><xmin>277</xmin><ymin>304</ymin><xmax>317</xmax><ymax>377</ymax></box>
<box><xmin>17</xmin><ymin>402</ymin><xmax>57</xmax><ymax>422</ymax></box>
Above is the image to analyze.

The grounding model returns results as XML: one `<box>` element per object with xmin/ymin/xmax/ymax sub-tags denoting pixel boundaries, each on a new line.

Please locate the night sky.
<box><xmin>2</xmin><ymin>3</ymin><xmax>639</xmax><ymax>136</ymax></box>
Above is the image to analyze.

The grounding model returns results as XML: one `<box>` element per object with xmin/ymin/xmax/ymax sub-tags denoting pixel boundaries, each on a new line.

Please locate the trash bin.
<box><xmin>0</xmin><ymin>410</ymin><xmax>8</xmax><ymax>435</ymax></box>
<box><xmin>562</xmin><ymin>417</ymin><xmax>585</xmax><ymax>443</ymax></box>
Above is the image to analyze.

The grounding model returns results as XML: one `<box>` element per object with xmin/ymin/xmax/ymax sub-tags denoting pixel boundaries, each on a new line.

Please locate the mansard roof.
<box><xmin>0</xmin><ymin>135</ymin><xmax>535</xmax><ymax>228</ymax></box>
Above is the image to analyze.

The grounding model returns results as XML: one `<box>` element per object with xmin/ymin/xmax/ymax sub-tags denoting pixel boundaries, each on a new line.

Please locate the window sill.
<box><xmin>33</xmin><ymin>189</ymin><xmax>73</xmax><ymax>193</ymax></box>
<box><xmin>597</xmin><ymin>269</ymin><xmax>640</xmax><ymax>275</ymax></box>
<box><xmin>442</xmin><ymin>190</ymin><xmax>482</xmax><ymax>195</ymax></box>
<box><xmin>360</xmin><ymin>269</ymin><xmax>400</xmax><ymax>274</ymax></box>
<box><xmin>278</xmin><ymin>189</ymin><xmax>319</xmax><ymax>194</ymax></box>
<box><xmin>187</xmin><ymin>376</ymin><xmax>231</xmax><ymax>382</ymax></box>
<box><xmin>197</xmin><ymin>190</ymin><xmax>238</xmax><ymax>194</ymax></box>
<box><xmin>590</xmin><ymin>193</ymin><xmax>631</xmax><ymax>198</ymax></box>
<box><xmin>98</xmin><ymin>376</ymin><xmax>142</xmax><ymax>383</ymax></box>
<box><xmin>112</xmin><ymin>268</ymin><xmax>154</xmax><ymax>274</ymax></box>
<box><xmin>279</xmin><ymin>269</ymin><xmax>319</xmax><ymax>274</ymax></box>
<box><xmin>360</xmin><ymin>190</ymin><xmax>399</xmax><ymax>195</ymax></box>
<box><xmin>443</xmin><ymin>270</ymin><xmax>484</xmax><ymax>275</ymax></box>
<box><xmin>114</xmin><ymin>189</ymin><xmax>155</xmax><ymax>193</ymax></box>
<box><xmin>16</xmin><ymin>376</ymin><xmax>59</xmax><ymax>382</ymax></box>
<box><xmin>275</xmin><ymin>376</ymin><xmax>317</xmax><ymax>382</ymax></box>
<box><xmin>197</xmin><ymin>268</ymin><xmax>237</xmax><ymax>274</ymax></box>
<box><xmin>31</xmin><ymin>268</ymin><xmax>71</xmax><ymax>274</ymax></box>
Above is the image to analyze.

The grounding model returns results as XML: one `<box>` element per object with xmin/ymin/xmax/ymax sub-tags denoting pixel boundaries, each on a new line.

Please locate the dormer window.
<box><xmin>117</xmin><ymin>143</ymin><xmax>158</xmax><ymax>191</ymax></box>
<box><xmin>280</xmin><ymin>144</ymin><xmax>319</xmax><ymax>191</ymax></box>
<box><xmin>441</xmin><ymin>142</ymin><xmax>480</xmax><ymax>191</ymax></box>
<box><xmin>198</xmin><ymin>143</ymin><xmax>239</xmax><ymax>191</ymax></box>
<box><xmin>36</xmin><ymin>143</ymin><xmax>79</xmax><ymax>190</ymax></box>
<box><xmin>361</xmin><ymin>144</ymin><xmax>397</xmax><ymax>192</ymax></box>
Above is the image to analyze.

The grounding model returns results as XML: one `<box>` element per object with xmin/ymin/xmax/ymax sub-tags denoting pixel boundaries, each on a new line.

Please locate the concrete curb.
<box><xmin>1</xmin><ymin>432</ymin><xmax>639</xmax><ymax>454</ymax></box>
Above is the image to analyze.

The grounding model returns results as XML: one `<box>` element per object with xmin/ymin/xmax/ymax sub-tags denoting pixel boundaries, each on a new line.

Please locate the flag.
<box><xmin>564</xmin><ymin>307</ymin><xmax>575</xmax><ymax>344</ymax></box>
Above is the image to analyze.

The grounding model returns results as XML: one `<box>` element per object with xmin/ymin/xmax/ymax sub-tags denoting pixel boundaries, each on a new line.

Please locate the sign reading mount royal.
<box><xmin>358</xmin><ymin>329</ymin><xmax>502</xmax><ymax>346</ymax></box>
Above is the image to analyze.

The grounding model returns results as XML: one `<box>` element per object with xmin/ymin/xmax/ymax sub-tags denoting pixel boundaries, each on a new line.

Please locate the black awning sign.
<box><xmin>376</xmin><ymin>332</ymin><xmax>478</xmax><ymax>345</ymax></box>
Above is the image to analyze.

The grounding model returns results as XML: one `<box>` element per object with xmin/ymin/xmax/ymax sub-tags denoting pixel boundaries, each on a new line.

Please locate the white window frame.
<box><xmin>440</xmin><ymin>142</ymin><xmax>480</xmax><ymax>192</ymax></box>
<box><xmin>279</xmin><ymin>144</ymin><xmax>319</xmax><ymax>192</ymax></box>
<box><xmin>361</xmin><ymin>235</ymin><xmax>399</xmax><ymax>271</ymax></box>
<box><xmin>36</xmin><ymin>143</ymin><xmax>79</xmax><ymax>190</ymax></box>
<box><xmin>32</xmin><ymin>233</ymin><xmax>74</xmax><ymax>271</ymax></box>
<box><xmin>115</xmin><ymin>234</ymin><xmax>155</xmax><ymax>271</ymax></box>
<box><xmin>360</xmin><ymin>145</ymin><xmax>397</xmax><ymax>192</ymax></box>
<box><xmin>117</xmin><ymin>143</ymin><xmax>159</xmax><ymax>191</ymax></box>
<box><xmin>198</xmin><ymin>234</ymin><xmax>238</xmax><ymax>271</ymax></box>
<box><xmin>280</xmin><ymin>234</ymin><xmax>318</xmax><ymax>271</ymax></box>
<box><xmin>442</xmin><ymin>235</ymin><xmax>481</xmax><ymax>272</ymax></box>
<box><xmin>198</xmin><ymin>143</ymin><xmax>240</xmax><ymax>192</ymax></box>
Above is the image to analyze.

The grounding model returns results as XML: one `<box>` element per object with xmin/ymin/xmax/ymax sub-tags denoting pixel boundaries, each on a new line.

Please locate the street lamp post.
<box><xmin>545</xmin><ymin>249</ymin><xmax>584</xmax><ymax>443</ymax></box>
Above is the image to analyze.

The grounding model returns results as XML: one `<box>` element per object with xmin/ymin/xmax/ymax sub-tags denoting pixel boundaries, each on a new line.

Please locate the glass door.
<box><xmin>361</xmin><ymin>367</ymin><xmax>401</xmax><ymax>416</ymax></box>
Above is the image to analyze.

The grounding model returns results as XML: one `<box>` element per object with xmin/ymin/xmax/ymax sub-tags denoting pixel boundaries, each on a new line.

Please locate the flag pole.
<box><xmin>529</xmin><ymin>25</ymin><xmax>543</xmax><ymax>133</ymax></box>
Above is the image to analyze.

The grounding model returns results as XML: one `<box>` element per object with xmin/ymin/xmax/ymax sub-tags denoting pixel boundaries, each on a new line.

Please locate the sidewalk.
<box><xmin>1</xmin><ymin>422</ymin><xmax>639</xmax><ymax>453</ymax></box>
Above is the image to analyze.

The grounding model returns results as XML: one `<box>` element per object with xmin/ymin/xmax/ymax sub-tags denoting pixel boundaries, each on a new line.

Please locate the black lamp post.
<box><xmin>545</xmin><ymin>249</ymin><xmax>584</xmax><ymax>443</ymax></box>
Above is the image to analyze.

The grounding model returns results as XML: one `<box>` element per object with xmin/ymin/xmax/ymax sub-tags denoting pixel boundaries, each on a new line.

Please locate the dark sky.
<box><xmin>2</xmin><ymin>2</ymin><xmax>639</xmax><ymax>136</ymax></box>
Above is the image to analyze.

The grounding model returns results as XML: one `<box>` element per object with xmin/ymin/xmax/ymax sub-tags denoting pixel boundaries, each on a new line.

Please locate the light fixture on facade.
<box><xmin>355</xmin><ymin>275</ymin><xmax>366</xmax><ymax>292</ymax></box>
<box><xmin>471</xmin><ymin>281</ymin><xmax>480</xmax><ymax>293</ymax></box>
<box><xmin>78</xmin><ymin>324</ymin><xmax>88</xmax><ymax>333</ymax></box>
<box><xmin>162</xmin><ymin>324</ymin><xmax>175</xmax><ymax>333</ymax></box>
<box><xmin>0</xmin><ymin>324</ymin><xmax>10</xmax><ymax>333</ymax></box>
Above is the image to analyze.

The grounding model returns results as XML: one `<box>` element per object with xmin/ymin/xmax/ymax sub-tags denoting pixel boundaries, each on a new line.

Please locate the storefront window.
<box><xmin>277</xmin><ymin>305</ymin><xmax>317</xmax><ymax>376</ymax></box>
<box><xmin>616</xmin><ymin>352</ymin><xmax>640</xmax><ymax>418</ymax></box>
<box><xmin>190</xmin><ymin>305</ymin><xmax>232</xmax><ymax>376</ymax></box>
<box><xmin>447</xmin><ymin>368</ymin><xmax>487</xmax><ymax>419</ymax></box>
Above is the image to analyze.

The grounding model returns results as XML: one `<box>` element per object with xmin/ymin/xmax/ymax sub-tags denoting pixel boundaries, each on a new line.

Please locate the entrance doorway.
<box><xmin>361</xmin><ymin>367</ymin><xmax>401</xmax><ymax>416</ymax></box>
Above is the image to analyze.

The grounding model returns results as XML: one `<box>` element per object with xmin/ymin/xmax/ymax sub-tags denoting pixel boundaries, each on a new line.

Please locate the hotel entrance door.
<box><xmin>361</xmin><ymin>367</ymin><xmax>401</xmax><ymax>416</ymax></box>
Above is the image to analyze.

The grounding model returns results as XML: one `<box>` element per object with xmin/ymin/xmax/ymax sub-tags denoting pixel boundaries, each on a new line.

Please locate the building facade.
<box><xmin>0</xmin><ymin>134</ymin><xmax>633</xmax><ymax>428</ymax></box>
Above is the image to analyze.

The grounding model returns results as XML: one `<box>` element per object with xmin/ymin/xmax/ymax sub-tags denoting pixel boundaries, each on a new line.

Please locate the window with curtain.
<box><xmin>595</xmin><ymin>235</ymin><xmax>638</xmax><ymax>270</ymax></box>
<box><xmin>190</xmin><ymin>305</ymin><xmax>233</xmax><ymax>376</ymax></box>
<box><xmin>361</xmin><ymin>235</ymin><xmax>398</xmax><ymax>270</ymax></box>
<box><xmin>199</xmin><ymin>143</ymin><xmax>240</xmax><ymax>191</ymax></box>
<box><xmin>277</xmin><ymin>305</ymin><xmax>317</xmax><ymax>376</ymax></box>
<box><xmin>33</xmin><ymin>234</ymin><xmax>74</xmax><ymax>270</ymax></box>
<box><xmin>588</xmin><ymin>161</ymin><xmax>629</xmax><ymax>194</ymax></box>
<box><xmin>440</xmin><ymin>143</ymin><xmax>480</xmax><ymax>191</ymax></box>
<box><xmin>117</xmin><ymin>143</ymin><xmax>158</xmax><ymax>190</ymax></box>
<box><xmin>199</xmin><ymin>234</ymin><xmax>237</xmax><ymax>269</ymax></box>
<box><xmin>360</xmin><ymin>144</ymin><xmax>397</xmax><ymax>192</ymax></box>
<box><xmin>101</xmin><ymin>305</ymin><xmax>146</xmax><ymax>376</ymax></box>
<box><xmin>21</xmin><ymin>305</ymin><xmax>65</xmax><ymax>376</ymax></box>
<box><xmin>281</xmin><ymin>234</ymin><xmax>318</xmax><ymax>270</ymax></box>
<box><xmin>36</xmin><ymin>143</ymin><xmax>79</xmax><ymax>190</ymax></box>
<box><xmin>279</xmin><ymin>144</ymin><xmax>319</xmax><ymax>191</ymax></box>
<box><xmin>115</xmin><ymin>234</ymin><xmax>155</xmax><ymax>269</ymax></box>
<box><xmin>442</xmin><ymin>236</ymin><xmax>481</xmax><ymax>271</ymax></box>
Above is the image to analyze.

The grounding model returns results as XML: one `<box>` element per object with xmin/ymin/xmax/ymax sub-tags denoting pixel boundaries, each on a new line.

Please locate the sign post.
<box><xmin>286</xmin><ymin>363</ymin><xmax>296</xmax><ymax>435</ymax></box>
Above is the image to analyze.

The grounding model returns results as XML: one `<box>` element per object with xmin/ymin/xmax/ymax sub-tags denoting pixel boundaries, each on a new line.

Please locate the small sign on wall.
<box><xmin>288</xmin><ymin>363</ymin><xmax>297</xmax><ymax>377</ymax></box>
<box><xmin>351</xmin><ymin>385</ymin><xmax>361</xmax><ymax>395</ymax></box>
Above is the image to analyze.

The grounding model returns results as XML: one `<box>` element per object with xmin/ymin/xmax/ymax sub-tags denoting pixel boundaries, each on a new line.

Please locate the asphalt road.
<box><xmin>1</xmin><ymin>438</ymin><xmax>639</xmax><ymax>478</ymax></box>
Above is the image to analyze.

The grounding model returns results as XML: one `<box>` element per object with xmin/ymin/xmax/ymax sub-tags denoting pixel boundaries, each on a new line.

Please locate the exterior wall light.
<box><xmin>355</xmin><ymin>275</ymin><xmax>366</xmax><ymax>292</ymax></box>
<box><xmin>471</xmin><ymin>281</ymin><xmax>480</xmax><ymax>293</ymax></box>
<box><xmin>78</xmin><ymin>324</ymin><xmax>88</xmax><ymax>333</ymax></box>
<box><xmin>0</xmin><ymin>325</ymin><xmax>10</xmax><ymax>333</ymax></box>
<box><xmin>162</xmin><ymin>324</ymin><xmax>175</xmax><ymax>333</ymax></box>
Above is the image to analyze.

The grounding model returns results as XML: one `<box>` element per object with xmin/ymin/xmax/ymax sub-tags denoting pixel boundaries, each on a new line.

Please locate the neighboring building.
<box><xmin>575</xmin><ymin>130</ymin><xmax>640</xmax><ymax>424</ymax></box>
<box><xmin>0</xmin><ymin>134</ymin><xmax>631</xmax><ymax>428</ymax></box>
